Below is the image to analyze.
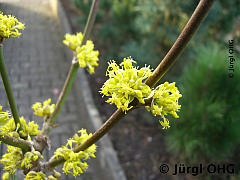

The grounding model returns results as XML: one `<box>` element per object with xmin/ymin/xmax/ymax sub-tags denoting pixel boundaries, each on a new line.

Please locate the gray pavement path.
<box><xmin>0</xmin><ymin>0</ymin><xmax>103</xmax><ymax>179</ymax></box>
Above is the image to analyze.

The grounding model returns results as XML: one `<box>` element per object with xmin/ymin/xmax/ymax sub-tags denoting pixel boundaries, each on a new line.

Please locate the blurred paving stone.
<box><xmin>0</xmin><ymin>0</ymin><xmax>107</xmax><ymax>179</ymax></box>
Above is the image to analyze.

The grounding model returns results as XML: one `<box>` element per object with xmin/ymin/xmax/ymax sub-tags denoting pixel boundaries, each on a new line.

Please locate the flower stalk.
<box><xmin>41</xmin><ymin>60</ymin><xmax>79</xmax><ymax>136</ymax></box>
<box><xmin>145</xmin><ymin>0</ymin><xmax>216</xmax><ymax>88</ymax></box>
<box><xmin>0</xmin><ymin>45</ymin><xmax>22</xmax><ymax>130</ymax></box>
<box><xmin>45</xmin><ymin>0</ymin><xmax>100</xmax><ymax>127</ymax></box>
<box><xmin>0</xmin><ymin>135</ymin><xmax>31</xmax><ymax>153</ymax></box>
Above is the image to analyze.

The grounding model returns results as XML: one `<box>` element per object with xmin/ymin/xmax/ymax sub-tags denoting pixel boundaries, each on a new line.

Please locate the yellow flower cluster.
<box><xmin>21</xmin><ymin>151</ymin><xmax>43</xmax><ymax>169</ymax></box>
<box><xmin>24</xmin><ymin>171</ymin><xmax>45</xmax><ymax>180</ymax></box>
<box><xmin>101</xmin><ymin>57</ymin><xmax>152</xmax><ymax>112</ymax></box>
<box><xmin>1</xmin><ymin>147</ymin><xmax>44</xmax><ymax>178</ymax></box>
<box><xmin>63</xmin><ymin>33</ymin><xmax>83</xmax><ymax>51</ymax></box>
<box><xmin>101</xmin><ymin>58</ymin><xmax>182</xmax><ymax>129</ymax></box>
<box><xmin>0</xmin><ymin>116</ymin><xmax>40</xmax><ymax>137</ymax></box>
<box><xmin>32</xmin><ymin>98</ymin><xmax>55</xmax><ymax>117</ymax></box>
<box><xmin>0</xmin><ymin>12</ymin><xmax>25</xmax><ymax>39</ymax></box>
<box><xmin>76</xmin><ymin>40</ymin><xmax>99</xmax><ymax>74</ymax></box>
<box><xmin>2</xmin><ymin>172</ymin><xmax>9</xmax><ymax>180</ymax></box>
<box><xmin>55</xmin><ymin>129</ymin><xmax>96</xmax><ymax>177</ymax></box>
<box><xmin>63</xmin><ymin>32</ymin><xmax>99</xmax><ymax>74</ymax></box>
<box><xmin>0</xmin><ymin>105</ymin><xmax>10</xmax><ymax>126</ymax></box>
<box><xmin>146</xmin><ymin>82</ymin><xmax>182</xmax><ymax>129</ymax></box>
<box><xmin>0</xmin><ymin>145</ymin><xmax>22</xmax><ymax>174</ymax></box>
<box><xmin>19</xmin><ymin>117</ymin><xmax>41</xmax><ymax>137</ymax></box>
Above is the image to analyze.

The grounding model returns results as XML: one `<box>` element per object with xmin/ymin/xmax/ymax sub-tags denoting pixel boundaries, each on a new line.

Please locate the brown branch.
<box><xmin>43</xmin><ymin>0</ymin><xmax>216</xmax><ymax>172</ymax></box>
<box><xmin>43</xmin><ymin>109</ymin><xmax>125</xmax><ymax>170</ymax></box>
<box><xmin>74</xmin><ymin>109</ymin><xmax>125</xmax><ymax>152</ymax></box>
<box><xmin>82</xmin><ymin>0</ymin><xmax>100</xmax><ymax>44</ymax></box>
<box><xmin>145</xmin><ymin>0</ymin><xmax>216</xmax><ymax>87</ymax></box>
<box><xmin>0</xmin><ymin>135</ymin><xmax>31</xmax><ymax>153</ymax></box>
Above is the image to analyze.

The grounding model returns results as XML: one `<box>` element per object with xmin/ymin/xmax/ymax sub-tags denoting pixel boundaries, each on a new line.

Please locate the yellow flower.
<box><xmin>0</xmin><ymin>116</ymin><xmax>40</xmax><ymax>137</ymax></box>
<box><xmin>160</xmin><ymin>118</ymin><xmax>170</xmax><ymax>129</ymax></box>
<box><xmin>21</xmin><ymin>151</ymin><xmax>43</xmax><ymax>169</ymax></box>
<box><xmin>54</xmin><ymin>128</ymin><xmax>96</xmax><ymax>177</ymax></box>
<box><xmin>0</xmin><ymin>117</ymin><xmax>15</xmax><ymax>136</ymax></box>
<box><xmin>2</xmin><ymin>172</ymin><xmax>10</xmax><ymax>180</ymax></box>
<box><xmin>101</xmin><ymin>57</ymin><xmax>152</xmax><ymax>112</ymax></box>
<box><xmin>0</xmin><ymin>12</ymin><xmax>25</xmax><ymax>39</ymax></box>
<box><xmin>63</xmin><ymin>32</ymin><xmax>99</xmax><ymax>74</ymax></box>
<box><xmin>0</xmin><ymin>145</ymin><xmax>22</xmax><ymax>174</ymax></box>
<box><xmin>32</xmin><ymin>98</ymin><xmax>55</xmax><ymax>117</ymax></box>
<box><xmin>24</xmin><ymin>171</ymin><xmax>45</xmax><ymax>180</ymax></box>
<box><xmin>53</xmin><ymin>170</ymin><xmax>61</xmax><ymax>179</ymax></box>
<box><xmin>63</xmin><ymin>33</ymin><xmax>83</xmax><ymax>51</ymax></box>
<box><xmin>0</xmin><ymin>105</ymin><xmax>10</xmax><ymax>126</ymax></box>
<box><xmin>146</xmin><ymin>82</ymin><xmax>182</xmax><ymax>129</ymax></box>
<box><xmin>19</xmin><ymin>117</ymin><xmax>41</xmax><ymax>137</ymax></box>
<box><xmin>76</xmin><ymin>40</ymin><xmax>99</xmax><ymax>74</ymax></box>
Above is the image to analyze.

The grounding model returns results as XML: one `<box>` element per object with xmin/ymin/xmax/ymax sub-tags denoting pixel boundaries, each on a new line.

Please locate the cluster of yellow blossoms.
<box><xmin>21</xmin><ymin>151</ymin><xmax>43</xmax><ymax>169</ymax></box>
<box><xmin>0</xmin><ymin>99</ymin><xmax>67</xmax><ymax>179</ymax></box>
<box><xmin>0</xmin><ymin>105</ymin><xmax>43</xmax><ymax>178</ymax></box>
<box><xmin>24</xmin><ymin>170</ymin><xmax>61</xmax><ymax>180</ymax></box>
<box><xmin>0</xmin><ymin>116</ymin><xmax>40</xmax><ymax>138</ymax></box>
<box><xmin>0</xmin><ymin>105</ymin><xmax>10</xmax><ymax>126</ymax></box>
<box><xmin>101</xmin><ymin>58</ymin><xmax>152</xmax><ymax>111</ymax></box>
<box><xmin>0</xmin><ymin>9</ymin><xmax>182</xmax><ymax>180</ymax></box>
<box><xmin>2</xmin><ymin>172</ymin><xmax>10</xmax><ymax>180</ymax></box>
<box><xmin>0</xmin><ymin>145</ymin><xmax>22</xmax><ymax>174</ymax></box>
<box><xmin>1</xmin><ymin>146</ymin><xmax>44</xmax><ymax>179</ymax></box>
<box><xmin>63</xmin><ymin>32</ymin><xmax>99</xmax><ymax>74</ymax></box>
<box><xmin>146</xmin><ymin>82</ymin><xmax>182</xmax><ymax>129</ymax></box>
<box><xmin>24</xmin><ymin>171</ymin><xmax>46</xmax><ymax>180</ymax></box>
<box><xmin>32</xmin><ymin>98</ymin><xmax>55</xmax><ymax>117</ymax></box>
<box><xmin>101</xmin><ymin>57</ymin><xmax>182</xmax><ymax>129</ymax></box>
<box><xmin>0</xmin><ymin>12</ymin><xmax>25</xmax><ymax>39</ymax></box>
<box><xmin>55</xmin><ymin>129</ymin><xmax>96</xmax><ymax>177</ymax></box>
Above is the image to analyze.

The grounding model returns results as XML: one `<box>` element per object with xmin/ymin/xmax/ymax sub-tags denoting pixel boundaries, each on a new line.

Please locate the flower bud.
<box><xmin>53</xmin><ymin>170</ymin><xmax>61</xmax><ymax>179</ymax></box>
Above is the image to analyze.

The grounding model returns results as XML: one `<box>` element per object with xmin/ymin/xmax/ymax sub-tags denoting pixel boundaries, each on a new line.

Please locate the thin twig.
<box><xmin>144</xmin><ymin>0</ymin><xmax>216</xmax><ymax>87</ymax></box>
<box><xmin>0</xmin><ymin>45</ymin><xmax>22</xmax><ymax>130</ymax></box>
<box><xmin>43</xmin><ymin>0</ymin><xmax>216</xmax><ymax>171</ymax></box>
<box><xmin>82</xmin><ymin>0</ymin><xmax>100</xmax><ymax>44</ymax></box>
<box><xmin>44</xmin><ymin>109</ymin><xmax>125</xmax><ymax>169</ymax></box>
<box><xmin>41</xmin><ymin>58</ymin><xmax>79</xmax><ymax>136</ymax></box>
<box><xmin>47</xmin><ymin>0</ymin><xmax>100</xmax><ymax>124</ymax></box>
<box><xmin>40</xmin><ymin>0</ymin><xmax>100</xmax><ymax>136</ymax></box>
<box><xmin>0</xmin><ymin>135</ymin><xmax>31</xmax><ymax>153</ymax></box>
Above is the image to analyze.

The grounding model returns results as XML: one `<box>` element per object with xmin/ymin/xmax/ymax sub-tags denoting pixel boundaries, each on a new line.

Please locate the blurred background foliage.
<box><xmin>73</xmin><ymin>0</ymin><xmax>239</xmax><ymax>67</ymax></box>
<box><xmin>167</xmin><ymin>43</ymin><xmax>240</xmax><ymax>163</ymax></box>
<box><xmin>73</xmin><ymin>0</ymin><xmax>240</xmax><ymax>171</ymax></box>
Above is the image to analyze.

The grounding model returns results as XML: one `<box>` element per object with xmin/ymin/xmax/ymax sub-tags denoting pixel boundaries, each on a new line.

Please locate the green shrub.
<box><xmin>167</xmin><ymin>43</ymin><xmax>240</xmax><ymax>163</ymax></box>
<box><xmin>73</xmin><ymin>0</ymin><xmax>240</xmax><ymax>67</ymax></box>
